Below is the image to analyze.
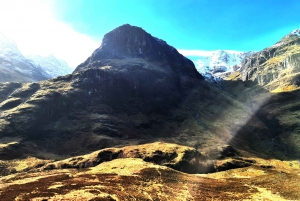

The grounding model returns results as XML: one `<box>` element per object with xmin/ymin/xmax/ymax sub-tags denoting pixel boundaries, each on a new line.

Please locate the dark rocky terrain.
<box><xmin>0</xmin><ymin>24</ymin><xmax>300</xmax><ymax>200</ymax></box>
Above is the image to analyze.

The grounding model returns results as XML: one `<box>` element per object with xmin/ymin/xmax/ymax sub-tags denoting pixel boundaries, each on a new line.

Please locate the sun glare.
<box><xmin>0</xmin><ymin>0</ymin><xmax>100</xmax><ymax>67</ymax></box>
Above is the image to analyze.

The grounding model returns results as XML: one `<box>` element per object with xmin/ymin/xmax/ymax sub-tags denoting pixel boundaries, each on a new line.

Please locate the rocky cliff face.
<box><xmin>75</xmin><ymin>24</ymin><xmax>200</xmax><ymax>78</ymax></box>
<box><xmin>74</xmin><ymin>24</ymin><xmax>203</xmax><ymax>98</ymax></box>
<box><xmin>240</xmin><ymin>29</ymin><xmax>300</xmax><ymax>92</ymax></box>
<box><xmin>69</xmin><ymin>24</ymin><xmax>205</xmax><ymax>121</ymax></box>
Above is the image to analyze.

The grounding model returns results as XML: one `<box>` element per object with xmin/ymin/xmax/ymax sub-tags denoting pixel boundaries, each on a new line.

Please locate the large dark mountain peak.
<box><xmin>90</xmin><ymin>24</ymin><xmax>182</xmax><ymax>61</ymax></box>
<box><xmin>75</xmin><ymin>24</ymin><xmax>201</xmax><ymax>79</ymax></box>
<box><xmin>0</xmin><ymin>25</ymin><xmax>205</xmax><ymax>157</ymax></box>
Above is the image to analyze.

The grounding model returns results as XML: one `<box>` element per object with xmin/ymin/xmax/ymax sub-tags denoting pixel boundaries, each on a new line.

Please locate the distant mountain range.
<box><xmin>26</xmin><ymin>54</ymin><xmax>73</xmax><ymax>79</ymax></box>
<box><xmin>191</xmin><ymin>50</ymin><xmax>252</xmax><ymax>80</ymax></box>
<box><xmin>0</xmin><ymin>33</ymin><xmax>73</xmax><ymax>82</ymax></box>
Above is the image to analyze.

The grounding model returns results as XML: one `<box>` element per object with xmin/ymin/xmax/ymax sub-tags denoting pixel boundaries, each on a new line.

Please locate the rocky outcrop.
<box><xmin>75</xmin><ymin>24</ymin><xmax>201</xmax><ymax>79</ymax></box>
<box><xmin>240</xmin><ymin>31</ymin><xmax>300</xmax><ymax>90</ymax></box>
<box><xmin>73</xmin><ymin>24</ymin><xmax>203</xmax><ymax>102</ymax></box>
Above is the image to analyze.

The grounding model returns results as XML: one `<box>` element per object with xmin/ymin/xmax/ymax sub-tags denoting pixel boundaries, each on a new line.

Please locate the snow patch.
<box><xmin>272</xmin><ymin>42</ymin><xmax>283</xmax><ymax>48</ymax></box>
<box><xmin>291</xmin><ymin>29</ymin><xmax>300</xmax><ymax>37</ymax></box>
<box><xmin>190</xmin><ymin>50</ymin><xmax>251</xmax><ymax>80</ymax></box>
<box><xmin>26</xmin><ymin>54</ymin><xmax>73</xmax><ymax>78</ymax></box>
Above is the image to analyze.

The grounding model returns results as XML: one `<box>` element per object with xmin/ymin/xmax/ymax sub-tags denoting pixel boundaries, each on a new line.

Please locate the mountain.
<box><xmin>27</xmin><ymin>54</ymin><xmax>74</xmax><ymax>78</ymax></box>
<box><xmin>239</xmin><ymin>28</ymin><xmax>300</xmax><ymax>92</ymax></box>
<box><xmin>220</xmin><ymin>28</ymin><xmax>300</xmax><ymax>164</ymax></box>
<box><xmin>0</xmin><ymin>24</ymin><xmax>259</xmax><ymax>160</ymax></box>
<box><xmin>1</xmin><ymin>25</ymin><xmax>300</xmax><ymax>200</ymax></box>
<box><xmin>194</xmin><ymin>50</ymin><xmax>252</xmax><ymax>80</ymax></box>
<box><xmin>0</xmin><ymin>33</ymin><xmax>50</xmax><ymax>82</ymax></box>
<box><xmin>1</xmin><ymin>24</ymin><xmax>219</xmax><ymax>156</ymax></box>
<box><xmin>0</xmin><ymin>33</ymin><xmax>73</xmax><ymax>83</ymax></box>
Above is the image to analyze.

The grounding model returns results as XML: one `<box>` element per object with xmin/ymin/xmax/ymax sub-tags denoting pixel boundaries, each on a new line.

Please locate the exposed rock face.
<box><xmin>240</xmin><ymin>30</ymin><xmax>300</xmax><ymax>91</ymax></box>
<box><xmin>73</xmin><ymin>24</ymin><xmax>203</xmax><ymax>102</ymax></box>
<box><xmin>75</xmin><ymin>24</ymin><xmax>201</xmax><ymax>79</ymax></box>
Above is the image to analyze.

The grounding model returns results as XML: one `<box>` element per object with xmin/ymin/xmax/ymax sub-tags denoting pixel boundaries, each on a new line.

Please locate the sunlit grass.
<box><xmin>0</xmin><ymin>137</ymin><xmax>22</xmax><ymax>148</ymax></box>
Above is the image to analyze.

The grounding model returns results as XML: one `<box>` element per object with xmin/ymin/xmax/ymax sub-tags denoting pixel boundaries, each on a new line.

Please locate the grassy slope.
<box><xmin>0</xmin><ymin>142</ymin><xmax>299</xmax><ymax>200</ymax></box>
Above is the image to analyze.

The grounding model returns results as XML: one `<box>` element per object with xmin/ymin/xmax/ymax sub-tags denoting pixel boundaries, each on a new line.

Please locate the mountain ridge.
<box><xmin>75</xmin><ymin>24</ymin><xmax>202</xmax><ymax>80</ymax></box>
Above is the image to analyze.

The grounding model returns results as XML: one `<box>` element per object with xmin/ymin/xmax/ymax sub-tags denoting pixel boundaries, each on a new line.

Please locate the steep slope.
<box><xmin>0</xmin><ymin>33</ymin><xmax>50</xmax><ymax>82</ymax></box>
<box><xmin>219</xmin><ymin>29</ymin><xmax>300</xmax><ymax>160</ymax></box>
<box><xmin>27</xmin><ymin>54</ymin><xmax>74</xmax><ymax>78</ymax></box>
<box><xmin>240</xmin><ymin>28</ymin><xmax>300</xmax><ymax>92</ymax></box>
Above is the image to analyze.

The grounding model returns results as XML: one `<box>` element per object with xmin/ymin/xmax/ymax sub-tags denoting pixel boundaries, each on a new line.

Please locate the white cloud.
<box><xmin>178</xmin><ymin>49</ymin><xmax>244</xmax><ymax>57</ymax></box>
<box><xmin>0</xmin><ymin>0</ymin><xmax>101</xmax><ymax>68</ymax></box>
<box><xmin>178</xmin><ymin>49</ymin><xmax>215</xmax><ymax>57</ymax></box>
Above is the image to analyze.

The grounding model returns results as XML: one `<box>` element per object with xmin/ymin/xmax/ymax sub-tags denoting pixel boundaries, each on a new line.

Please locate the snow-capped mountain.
<box><xmin>192</xmin><ymin>50</ymin><xmax>252</xmax><ymax>80</ymax></box>
<box><xmin>0</xmin><ymin>33</ymin><xmax>22</xmax><ymax>59</ymax></box>
<box><xmin>272</xmin><ymin>28</ymin><xmax>300</xmax><ymax>48</ymax></box>
<box><xmin>0</xmin><ymin>33</ymin><xmax>50</xmax><ymax>82</ymax></box>
<box><xmin>0</xmin><ymin>33</ymin><xmax>72</xmax><ymax>82</ymax></box>
<box><xmin>27</xmin><ymin>54</ymin><xmax>73</xmax><ymax>78</ymax></box>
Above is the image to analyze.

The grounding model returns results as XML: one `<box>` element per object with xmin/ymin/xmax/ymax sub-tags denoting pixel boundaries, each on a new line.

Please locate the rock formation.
<box><xmin>240</xmin><ymin>29</ymin><xmax>300</xmax><ymax>92</ymax></box>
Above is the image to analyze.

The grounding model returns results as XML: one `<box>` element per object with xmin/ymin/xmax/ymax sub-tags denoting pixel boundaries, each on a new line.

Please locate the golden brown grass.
<box><xmin>1</xmin><ymin>156</ymin><xmax>299</xmax><ymax>200</ymax></box>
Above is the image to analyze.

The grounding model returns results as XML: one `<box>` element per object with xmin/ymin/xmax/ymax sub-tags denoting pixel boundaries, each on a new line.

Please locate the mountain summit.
<box><xmin>75</xmin><ymin>24</ymin><xmax>201</xmax><ymax>79</ymax></box>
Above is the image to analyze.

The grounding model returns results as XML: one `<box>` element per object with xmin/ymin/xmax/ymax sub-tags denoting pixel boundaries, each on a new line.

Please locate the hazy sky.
<box><xmin>0</xmin><ymin>0</ymin><xmax>300</xmax><ymax>67</ymax></box>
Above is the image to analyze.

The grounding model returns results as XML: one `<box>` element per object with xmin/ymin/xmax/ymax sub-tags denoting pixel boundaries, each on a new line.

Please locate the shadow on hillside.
<box><xmin>1</xmin><ymin>77</ymin><xmax>300</xmax><ymax>163</ymax></box>
<box><xmin>220</xmin><ymin>79</ymin><xmax>300</xmax><ymax>160</ymax></box>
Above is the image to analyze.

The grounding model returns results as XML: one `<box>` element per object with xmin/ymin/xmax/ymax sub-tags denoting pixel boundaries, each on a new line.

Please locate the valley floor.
<box><xmin>0</xmin><ymin>142</ymin><xmax>300</xmax><ymax>201</ymax></box>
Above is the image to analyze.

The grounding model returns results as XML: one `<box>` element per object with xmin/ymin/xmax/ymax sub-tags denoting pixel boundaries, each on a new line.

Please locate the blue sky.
<box><xmin>0</xmin><ymin>0</ymin><xmax>300</xmax><ymax>67</ymax></box>
<box><xmin>54</xmin><ymin>0</ymin><xmax>300</xmax><ymax>50</ymax></box>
